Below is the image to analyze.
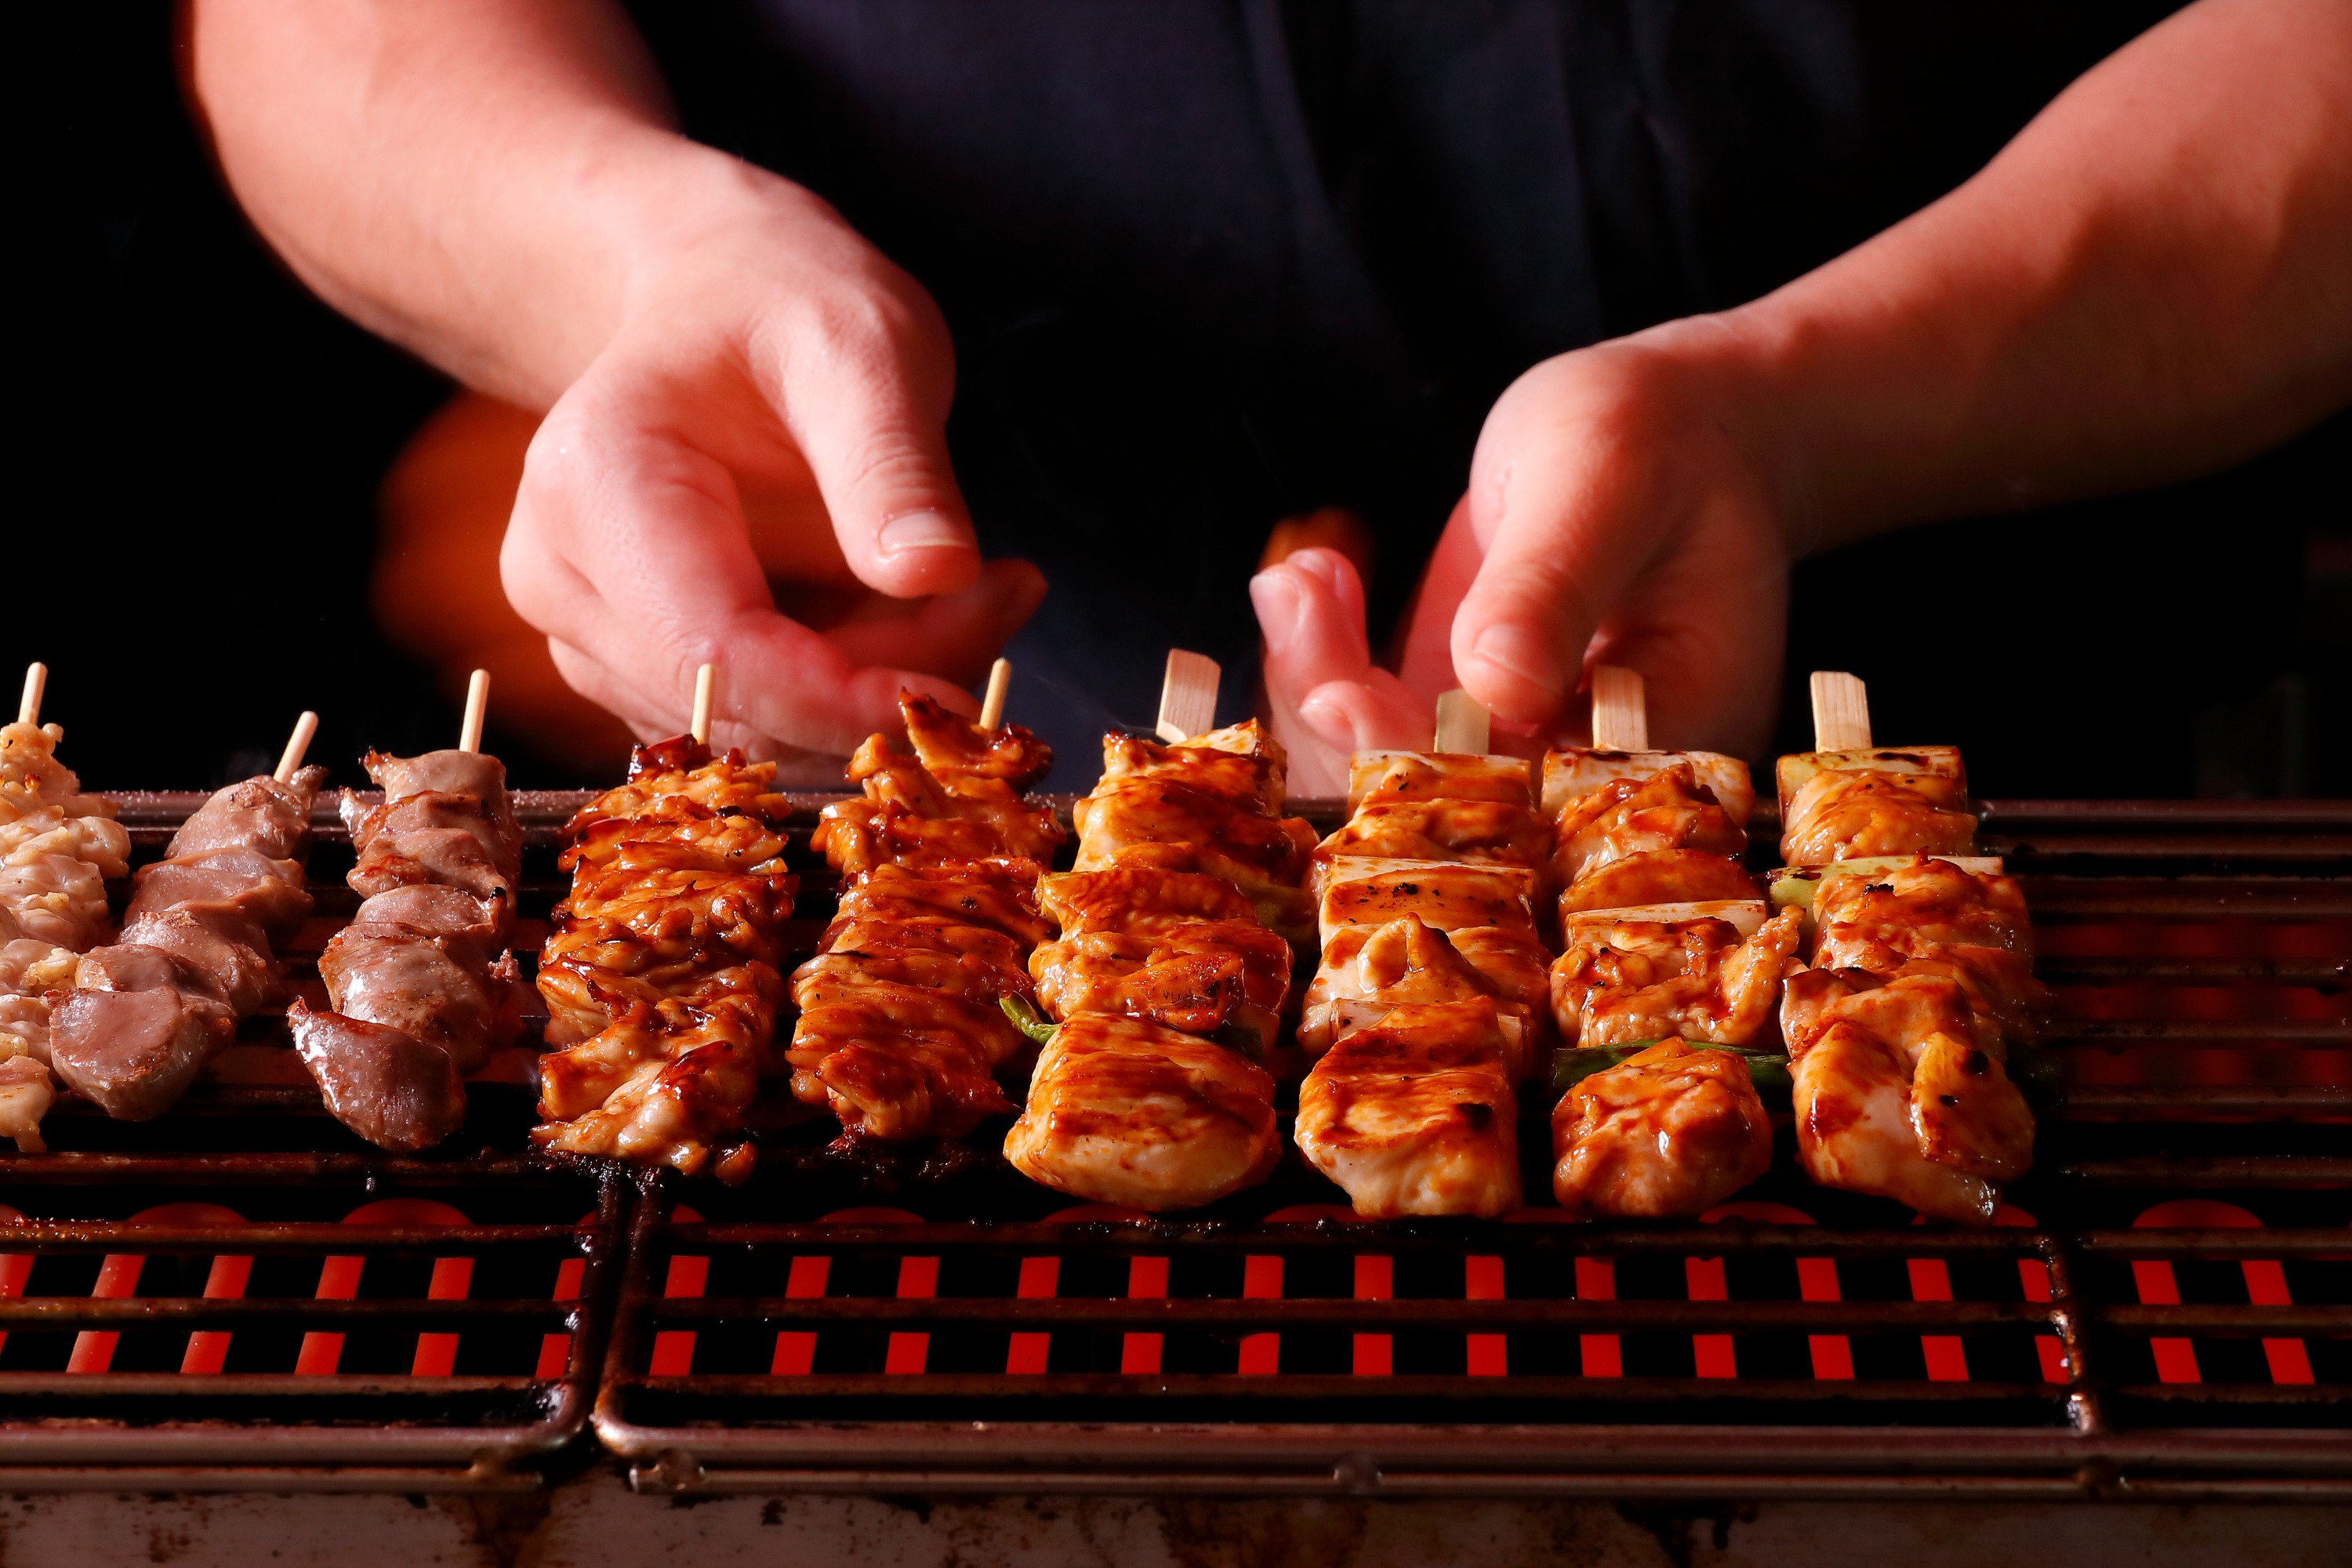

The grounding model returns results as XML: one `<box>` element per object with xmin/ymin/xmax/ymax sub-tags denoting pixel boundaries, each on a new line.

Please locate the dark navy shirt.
<box><xmin>630</xmin><ymin>1</ymin><xmax>2175</xmax><ymax>786</ymax></box>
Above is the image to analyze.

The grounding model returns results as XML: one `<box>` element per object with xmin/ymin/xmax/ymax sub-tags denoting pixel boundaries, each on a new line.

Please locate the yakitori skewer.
<box><xmin>1544</xmin><ymin>666</ymin><xmax>1789</xmax><ymax>1221</ymax></box>
<box><xmin>786</xmin><ymin>661</ymin><xmax>1058</xmax><ymax>1146</ymax></box>
<box><xmin>291</xmin><ymin>670</ymin><xmax>526</xmax><ymax>1150</ymax></box>
<box><xmin>534</xmin><ymin>662</ymin><xmax>798</xmax><ymax>1178</ymax></box>
<box><xmin>0</xmin><ymin>663</ymin><xmax>132</xmax><ymax>1152</ymax></box>
<box><xmin>50</xmin><ymin>708</ymin><xmax>328</xmax><ymax>1131</ymax></box>
<box><xmin>1004</xmin><ymin>649</ymin><xmax>1306</xmax><ymax>1211</ymax></box>
<box><xmin>978</xmin><ymin>656</ymin><xmax>1012</xmax><ymax>733</ymax></box>
<box><xmin>1773</xmin><ymin>670</ymin><xmax>2046</xmax><ymax>1224</ymax></box>
<box><xmin>1294</xmin><ymin>688</ymin><xmax>1553</xmax><ymax>1216</ymax></box>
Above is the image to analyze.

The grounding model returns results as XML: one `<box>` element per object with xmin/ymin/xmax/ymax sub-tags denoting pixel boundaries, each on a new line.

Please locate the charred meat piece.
<box><xmin>1312</xmin><ymin>797</ymin><xmax>1552</xmax><ymax>882</ymax></box>
<box><xmin>1348</xmin><ymin>751</ymin><xmax>1536</xmax><ymax>811</ymax></box>
<box><xmin>289</xmin><ymin>1000</ymin><xmax>468</xmax><ymax>1152</ymax></box>
<box><xmin>1029</xmin><ymin>869</ymin><xmax>1291</xmax><ymax>1046</ymax></box>
<box><xmin>1552</xmin><ymin>1040</ymin><xmax>1774</xmax><ymax>1219</ymax></box>
<box><xmin>815</xmin><ymin>693</ymin><xmax>1064</xmax><ymax>876</ymax></box>
<box><xmin>1004</xmin><ymin>1011</ymin><xmax>1280</xmax><ymax>1212</ymax></box>
<box><xmin>1811</xmin><ymin>857</ymin><xmax>2050</xmax><ymax>1028</ymax></box>
<box><xmin>1295</xmin><ymin>999</ymin><xmax>1522</xmax><ymax>1218</ymax></box>
<box><xmin>1557</xmin><ymin>848</ymin><xmax>1760</xmax><ymax>915</ymax></box>
<box><xmin>1550</xmin><ymin>907</ymin><xmax>1805</xmax><ymax>1050</ymax></box>
<box><xmin>1553</xmin><ymin>764</ymin><xmax>1746</xmax><ymax>887</ymax></box>
<box><xmin>1780</xmin><ymin>765</ymin><xmax>1975</xmax><ymax>866</ymax></box>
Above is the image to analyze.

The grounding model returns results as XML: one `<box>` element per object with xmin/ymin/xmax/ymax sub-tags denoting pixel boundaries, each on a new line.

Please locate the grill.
<box><xmin>589</xmin><ymin>797</ymin><xmax>2352</xmax><ymax>1502</ymax></box>
<box><xmin>2</xmin><ymin>790</ymin><xmax>2345</xmax><ymax>1498</ymax></box>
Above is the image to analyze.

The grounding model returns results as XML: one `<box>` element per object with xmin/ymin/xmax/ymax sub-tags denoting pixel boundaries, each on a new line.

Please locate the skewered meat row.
<box><xmin>0</xmin><ymin>717</ymin><xmax>132</xmax><ymax>1150</ymax></box>
<box><xmin>790</xmin><ymin>692</ymin><xmax>1060</xmax><ymax>1143</ymax></box>
<box><xmin>1769</xmin><ymin>696</ymin><xmax>2044</xmax><ymax>1223</ymax></box>
<box><xmin>1538</xmin><ymin>740</ymin><xmax>1784</xmax><ymax>1220</ymax></box>
<box><xmin>1295</xmin><ymin>750</ymin><xmax>1554</xmax><ymax>1218</ymax></box>
<box><xmin>535</xmin><ymin>736</ymin><xmax>797</xmax><ymax>1176</ymax></box>
<box><xmin>1006</xmin><ymin>721</ymin><xmax>1303</xmax><ymax>1212</ymax></box>
<box><xmin>50</xmin><ymin>767</ymin><xmax>328</xmax><ymax>1129</ymax></box>
<box><xmin>291</xmin><ymin>750</ymin><xmax>524</xmax><ymax>1152</ymax></box>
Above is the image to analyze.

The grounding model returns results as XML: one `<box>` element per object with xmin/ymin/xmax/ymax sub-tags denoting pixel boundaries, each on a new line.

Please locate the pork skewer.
<box><xmin>0</xmin><ymin>665</ymin><xmax>134</xmax><ymax>1151</ymax></box>
<box><xmin>782</xmin><ymin>673</ymin><xmax>1059</xmax><ymax>1146</ymax></box>
<box><xmin>535</xmin><ymin>664</ymin><xmax>800</xmax><ymax>1178</ymax></box>
<box><xmin>1772</xmin><ymin>671</ymin><xmax>2044</xmax><ymax>1223</ymax></box>
<box><xmin>1293</xmin><ymin>691</ymin><xmax>1555</xmax><ymax>1216</ymax></box>
<box><xmin>1542</xmin><ymin>670</ymin><xmax>1788</xmax><ymax>1221</ymax></box>
<box><xmin>1004</xmin><ymin>652</ymin><xmax>1301</xmax><ymax>1211</ymax></box>
<box><xmin>290</xmin><ymin>671</ymin><xmax>527</xmax><ymax>1151</ymax></box>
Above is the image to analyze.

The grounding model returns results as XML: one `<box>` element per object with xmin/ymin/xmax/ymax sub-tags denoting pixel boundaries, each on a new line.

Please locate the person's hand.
<box><xmin>499</xmin><ymin>172</ymin><xmax>1044</xmax><ymax>766</ymax></box>
<box><xmin>1253</xmin><ymin>546</ymin><xmax>1431</xmax><ymax>796</ymax></box>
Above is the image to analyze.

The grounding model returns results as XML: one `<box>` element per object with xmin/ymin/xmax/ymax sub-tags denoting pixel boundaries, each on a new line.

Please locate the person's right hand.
<box><xmin>499</xmin><ymin>169</ymin><xmax>1044</xmax><ymax>767</ymax></box>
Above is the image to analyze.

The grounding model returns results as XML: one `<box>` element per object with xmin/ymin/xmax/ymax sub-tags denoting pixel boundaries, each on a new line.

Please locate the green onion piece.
<box><xmin>1000</xmin><ymin>994</ymin><xmax>1058</xmax><ymax>1047</ymax></box>
<box><xmin>1210</xmin><ymin>1016</ymin><xmax>1268</xmax><ymax>1062</ymax></box>
<box><xmin>1549</xmin><ymin>1039</ymin><xmax>1794</xmax><ymax>1096</ymax></box>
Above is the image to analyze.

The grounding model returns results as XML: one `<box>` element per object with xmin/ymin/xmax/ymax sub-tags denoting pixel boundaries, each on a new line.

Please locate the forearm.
<box><xmin>191</xmin><ymin>0</ymin><xmax>755</xmax><ymax>408</ymax></box>
<box><xmin>1674</xmin><ymin>0</ymin><xmax>2352</xmax><ymax>550</ymax></box>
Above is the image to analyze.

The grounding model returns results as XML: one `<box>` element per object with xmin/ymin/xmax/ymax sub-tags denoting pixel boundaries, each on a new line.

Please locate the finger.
<box><xmin>1448</xmin><ymin>363</ymin><xmax>1673</xmax><ymax>724</ymax></box>
<box><xmin>506</xmin><ymin>379</ymin><xmax>967</xmax><ymax>755</ymax></box>
<box><xmin>1392</xmin><ymin>496</ymin><xmax>1483</xmax><ymax>707</ymax></box>
<box><xmin>825</xmin><ymin>558</ymin><xmax>1047</xmax><ymax>685</ymax></box>
<box><xmin>1253</xmin><ymin>551</ymin><xmax>1429</xmax><ymax>792</ymax></box>
<box><xmin>765</xmin><ymin>279</ymin><xmax>981</xmax><ymax>600</ymax></box>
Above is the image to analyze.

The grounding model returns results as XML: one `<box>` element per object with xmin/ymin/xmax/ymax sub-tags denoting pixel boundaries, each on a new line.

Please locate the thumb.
<box><xmin>775</xmin><ymin>283</ymin><xmax>980</xmax><ymax>600</ymax></box>
<box><xmin>1448</xmin><ymin>361</ymin><xmax>1671</xmax><ymax>724</ymax></box>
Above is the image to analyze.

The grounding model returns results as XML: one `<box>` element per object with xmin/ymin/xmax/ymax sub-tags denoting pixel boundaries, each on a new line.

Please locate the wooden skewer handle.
<box><xmin>1156</xmin><ymin>650</ymin><xmax>1220</xmax><ymax>744</ymax></box>
<box><xmin>1589</xmin><ymin>666</ymin><xmax>1647</xmax><ymax>751</ymax></box>
<box><xmin>1810</xmin><ymin>670</ymin><xmax>1872</xmax><ymax>751</ymax></box>
<box><xmin>274</xmin><ymin>711</ymin><xmax>320</xmax><ymax>784</ymax></box>
<box><xmin>1432</xmin><ymin>688</ymin><xmax>1490</xmax><ymax>756</ymax></box>
<box><xmin>459</xmin><ymin>669</ymin><xmax>492</xmax><ymax>753</ymax></box>
<box><xmin>978</xmin><ymin>658</ymin><xmax>1012</xmax><ymax>732</ymax></box>
<box><xmin>16</xmin><ymin>662</ymin><xmax>45</xmax><ymax>728</ymax></box>
<box><xmin>691</xmin><ymin>663</ymin><xmax>717</xmax><ymax>747</ymax></box>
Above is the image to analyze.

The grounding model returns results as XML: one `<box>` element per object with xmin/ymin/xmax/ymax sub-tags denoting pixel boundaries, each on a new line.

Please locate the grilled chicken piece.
<box><xmin>1551</xmin><ymin>907</ymin><xmax>1805</xmax><ymax>1050</ymax></box>
<box><xmin>1812</xmin><ymin>857</ymin><xmax>2049</xmax><ymax>1027</ymax></box>
<box><xmin>1552</xmin><ymin>1040</ymin><xmax>1774</xmax><ymax>1219</ymax></box>
<box><xmin>534</xmin><ymin>1032</ymin><xmax>764</xmax><ymax>1174</ymax></box>
<box><xmin>1004</xmin><ymin>1011</ymin><xmax>1279</xmax><ymax>1210</ymax></box>
<box><xmin>0</xmin><ymin>938</ymin><xmax>76</xmax><ymax>1057</ymax></box>
<box><xmin>1299</xmin><ymin>916</ymin><xmax>1548</xmax><ymax>1072</ymax></box>
<box><xmin>0</xmin><ymin>808</ymin><xmax>131</xmax><ymax>950</ymax></box>
<box><xmin>1554</xmin><ymin>764</ymin><xmax>1746</xmax><ymax>883</ymax></box>
<box><xmin>564</xmin><ymin>794</ymin><xmax>787</xmax><ymax>876</ymax></box>
<box><xmin>124</xmin><ymin>848</ymin><xmax>313</xmax><ymax>942</ymax></box>
<box><xmin>0</xmin><ymin>1053</ymin><xmax>54</xmax><ymax>1152</ymax></box>
<box><xmin>1780</xmin><ymin>768</ymin><xmax>1975</xmax><ymax>867</ymax></box>
<box><xmin>163</xmin><ymin>771</ymin><xmax>323</xmax><ymax>862</ymax></box>
<box><xmin>1317</xmin><ymin>861</ymin><xmax>1541</xmax><ymax>949</ymax></box>
<box><xmin>1541</xmin><ymin>749</ymin><xmax>1755</xmax><ymax>823</ymax></box>
<box><xmin>0</xmin><ymin>720</ymin><xmax>114</xmax><ymax>824</ymax></box>
<box><xmin>815</xmin><ymin>692</ymin><xmax>1064</xmax><ymax>876</ymax></box>
<box><xmin>289</xmin><ymin>1000</ymin><xmax>469</xmax><ymax>1152</ymax></box>
<box><xmin>1029</xmin><ymin>869</ymin><xmax>1290</xmax><ymax>1043</ymax></box>
<box><xmin>1312</xmin><ymin>797</ymin><xmax>1552</xmax><ymax>889</ymax></box>
<box><xmin>1097</xmin><ymin>721</ymin><xmax>1288</xmax><ymax>810</ymax></box>
<box><xmin>1781</xmin><ymin>961</ymin><xmax>2034</xmax><ymax>1222</ymax></box>
<box><xmin>1348</xmin><ymin>751</ymin><xmax>1535</xmax><ymax>811</ymax></box>
<box><xmin>1296</xmin><ymin>999</ymin><xmax>1522</xmax><ymax>1217</ymax></box>
<box><xmin>564</xmin><ymin>737</ymin><xmax>792</xmax><ymax>835</ymax></box>
<box><xmin>1557</xmin><ymin>849</ymin><xmax>1760</xmax><ymax>915</ymax></box>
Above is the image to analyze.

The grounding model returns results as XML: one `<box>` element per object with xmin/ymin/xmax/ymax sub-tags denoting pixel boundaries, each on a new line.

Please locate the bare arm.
<box><xmin>194</xmin><ymin>0</ymin><xmax>1042</xmax><ymax>759</ymax></box>
<box><xmin>1304</xmin><ymin>0</ymin><xmax>2352</xmax><ymax>755</ymax></box>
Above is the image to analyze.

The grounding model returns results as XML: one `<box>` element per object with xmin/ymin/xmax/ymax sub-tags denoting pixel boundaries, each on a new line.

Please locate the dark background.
<box><xmin>9</xmin><ymin>4</ymin><xmax>2347</xmax><ymax>795</ymax></box>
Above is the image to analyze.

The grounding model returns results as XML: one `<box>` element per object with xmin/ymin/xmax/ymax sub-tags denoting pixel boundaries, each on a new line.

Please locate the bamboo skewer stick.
<box><xmin>274</xmin><ymin>711</ymin><xmax>320</xmax><ymax>784</ymax></box>
<box><xmin>691</xmin><ymin>662</ymin><xmax>717</xmax><ymax>747</ymax></box>
<box><xmin>459</xmin><ymin>669</ymin><xmax>491</xmax><ymax>753</ymax></box>
<box><xmin>1156</xmin><ymin>650</ymin><xmax>1221</xmax><ymax>744</ymax></box>
<box><xmin>1589</xmin><ymin>666</ymin><xmax>1647</xmax><ymax>752</ymax></box>
<box><xmin>17</xmin><ymin>662</ymin><xmax>45</xmax><ymax>727</ymax></box>
<box><xmin>1432</xmin><ymin>688</ymin><xmax>1490</xmax><ymax>756</ymax></box>
<box><xmin>1809</xmin><ymin>670</ymin><xmax>1872</xmax><ymax>751</ymax></box>
<box><xmin>978</xmin><ymin>657</ymin><xmax>1012</xmax><ymax>732</ymax></box>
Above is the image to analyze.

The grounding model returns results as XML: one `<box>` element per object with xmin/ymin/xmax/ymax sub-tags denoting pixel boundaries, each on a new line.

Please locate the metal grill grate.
<box><xmin>590</xmin><ymin>799</ymin><xmax>2352</xmax><ymax>1501</ymax></box>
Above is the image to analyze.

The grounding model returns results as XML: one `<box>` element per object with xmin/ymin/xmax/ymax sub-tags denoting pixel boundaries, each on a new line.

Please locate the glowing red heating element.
<box><xmin>296</xmin><ymin>1199</ymin><xmax>474</xmax><ymax>1377</ymax></box>
<box><xmin>2132</xmin><ymin>1200</ymin><xmax>2314</xmax><ymax>1387</ymax></box>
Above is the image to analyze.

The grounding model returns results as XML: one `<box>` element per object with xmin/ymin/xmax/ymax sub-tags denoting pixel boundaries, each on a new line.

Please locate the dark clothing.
<box><xmin>633</xmin><ymin>0</ymin><xmax>2190</xmax><ymax>787</ymax></box>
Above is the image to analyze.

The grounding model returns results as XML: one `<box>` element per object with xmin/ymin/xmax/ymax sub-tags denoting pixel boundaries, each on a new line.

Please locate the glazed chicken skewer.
<box><xmin>1292</xmin><ymin>695</ymin><xmax>1556</xmax><ymax>1217</ymax></box>
<box><xmin>786</xmin><ymin>674</ymin><xmax>1060</xmax><ymax>1146</ymax></box>
<box><xmin>1543</xmin><ymin>669</ymin><xmax>1791</xmax><ymax>1221</ymax></box>
<box><xmin>1771</xmin><ymin>671</ymin><xmax>2045</xmax><ymax>1224</ymax></box>
<box><xmin>49</xmin><ymin>710</ymin><xmax>329</xmax><ymax>1134</ymax></box>
<box><xmin>535</xmin><ymin>664</ymin><xmax>800</xmax><ymax>1178</ymax></box>
<box><xmin>291</xmin><ymin>670</ymin><xmax>528</xmax><ymax>1151</ymax></box>
<box><xmin>0</xmin><ymin>665</ymin><xmax>134</xmax><ymax>1151</ymax></box>
<box><xmin>1004</xmin><ymin>651</ymin><xmax>1307</xmax><ymax>1212</ymax></box>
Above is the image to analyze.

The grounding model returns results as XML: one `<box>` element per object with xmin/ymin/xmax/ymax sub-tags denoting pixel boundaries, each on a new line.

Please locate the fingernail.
<box><xmin>1250</xmin><ymin>570</ymin><xmax>1304</xmax><ymax>646</ymax></box>
<box><xmin>876</xmin><ymin>510</ymin><xmax>967</xmax><ymax>557</ymax></box>
<box><xmin>1471</xmin><ymin>623</ymin><xmax>1562</xmax><ymax>695</ymax></box>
